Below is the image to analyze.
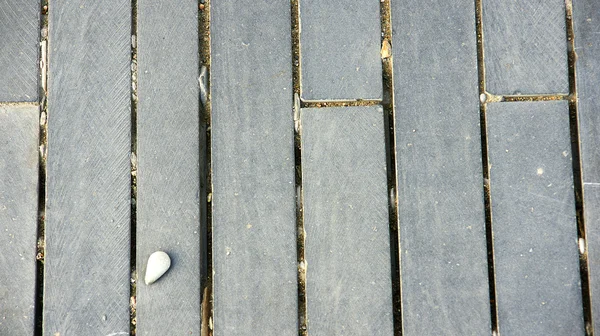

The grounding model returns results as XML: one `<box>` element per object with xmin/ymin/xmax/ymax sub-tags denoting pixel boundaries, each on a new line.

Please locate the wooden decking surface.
<box><xmin>1</xmin><ymin>1</ymin><xmax>599</xmax><ymax>335</ymax></box>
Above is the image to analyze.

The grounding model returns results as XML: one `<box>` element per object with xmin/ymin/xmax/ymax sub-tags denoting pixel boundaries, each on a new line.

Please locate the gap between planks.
<box><xmin>129</xmin><ymin>0</ymin><xmax>139</xmax><ymax>334</ymax></box>
<box><xmin>199</xmin><ymin>0</ymin><xmax>213</xmax><ymax>335</ymax></box>
<box><xmin>34</xmin><ymin>1</ymin><xmax>49</xmax><ymax>335</ymax></box>
<box><xmin>291</xmin><ymin>0</ymin><xmax>308</xmax><ymax>334</ymax></box>
<box><xmin>565</xmin><ymin>0</ymin><xmax>594</xmax><ymax>334</ymax></box>
<box><xmin>379</xmin><ymin>0</ymin><xmax>403</xmax><ymax>334</ymax></box>
<box><xmin>474</xmin><ymin>0</ymin><xmax>500</xmax><ymax>333</ymax></box>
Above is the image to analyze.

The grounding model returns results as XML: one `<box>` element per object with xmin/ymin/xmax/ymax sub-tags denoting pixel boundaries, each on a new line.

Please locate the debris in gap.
<box><xmin>199</xmin><ymin>65</ymin><xmax>209</xmax><ymax>109</ymax></box>
<box><xmin>381</xmin><ymin>39</ymin><xmax>392</xmax><ymax>59</ymax></box>
<box><xmin>144</xmin><ymin>251</ymin><xmax>171</xmax><ymax>285</ymax></box>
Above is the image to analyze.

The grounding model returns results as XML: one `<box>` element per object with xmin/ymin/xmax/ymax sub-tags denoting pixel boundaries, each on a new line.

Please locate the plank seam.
<box><xmin>34</xmin><ymin>1</ymin><xmax>48</xmax><ymax>334</ymax></box>
<box><xmin>129</xmin><ymin>0</ymin><xmax>138</xmax><ymax>333</ymax></box>
<box><xmin>566</xmin><ymin>0</ymin><xmax>594</xmax><ymax>334</ymax></box>
<box><xmin>198</xmin><ymin>0</ymin><xmax>213</xmax><ymax>335</ymax></box>
<box><xmin>475</xmin><ymin>0</ymin><xmax>500</xmax><ymax>334</ymax></box>
<box><xmin>199</xmin><ymin>0</ymin><xmax>213</xmax><ymax>334</ymax></box>
<box><xmin>380</xmin><ymin>0</ymin><xmax>402</xmax><ymax>334</ymax></box>
<box><xmin>291</xmin><ymin>0</ymin><xmax>308</xmax><ymax>333</ymax></box>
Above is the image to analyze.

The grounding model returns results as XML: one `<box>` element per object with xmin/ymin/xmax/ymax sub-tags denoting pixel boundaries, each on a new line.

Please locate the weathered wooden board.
<box><xmin>482</xmin><ymin>0</ymin><xmax>569</xmax><ymax>95</ymax></box>
<box><xmin>0</xmin><ymin>0</ymin><xmax>40</xmax><ymax>102</ymax></box>
<box><xmin>301</xmin><ymin>106</ymin><xmax>393</xmax><ymax>335</ymax></box>
<box><xmin>573</xmin><ymin>0</ymin><xmax>600</xmax><ymax>329</ymax></box>
<box><xmin>299</xmin><ymin>0</ymin><xmax>382</xmax><ymax>101</ymax></box>
<box><xmin>44</xmin><ymin>1</ymin><xmax>131</xmax><ymax>335</ymax></box>
<box><xmin>487</xmin><ymin>101</ymin><xmax>584</xmax><ymax>335</ymax></box>
<box><xmin>136</xmin><ymin>1</ymin><xmax>202</xmax><ymax>335</ymax></box>
<box><xmin>0</xmin><ymin>105</ymin><xmax>39</xmax><ymax>334</ymax></box>
<box><xmin>211</xmin><ymin>1</ymin><xmax>297</xmax><ymax>334</ymax></box>
<box><xmin>391</xmin><ymin>1</ymin><xmax>491</xmax><ymax>334</ymax></box>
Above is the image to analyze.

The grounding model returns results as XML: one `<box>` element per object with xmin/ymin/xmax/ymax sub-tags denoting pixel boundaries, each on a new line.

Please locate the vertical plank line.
<box><xmin>34</xmin><ymin>1</ymin><xmax>49</xmax><ymax>335</ymax></box>
<box><xmin>475</xmin><ymin>0</ymin><xmax>499</xmax><ymax>334</ymax></box>
<box><xmin>198</xmin><ymin>0</ymin><xmax>213</xmax><ymax>334</ymax></box>
<box><xmin>380</xmin><ymin>0</ymin><xmax>401</xmax><ymax>334</ymax></box>
<box><xmin>291</xmin><ymin>0</ymin><xmax>307</xmax><ymax>334</ymax></box>
<box><xmin>565</xmin><ymin>1</ymin><xmax>593</xmax><ymax>334</ymax></box>
<box><xmin>129</xmin><ymin>0</ymin><xmax>138</xmax><ymax>333</ymax></box>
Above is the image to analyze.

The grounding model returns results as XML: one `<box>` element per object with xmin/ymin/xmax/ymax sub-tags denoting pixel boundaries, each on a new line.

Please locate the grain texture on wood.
<box><xmin>0</xmin><ymin>106</ymin><xmax>39</xmax><ymax>335</ymax></box>
<box><xmin>136</xmin><ymin>2</ymin><xmax>202</xmax><ymax>335</ymax></box>
<box><xmin>0</xmin><ymin>0</ymin><xmax>40</xmax><ymax>102</ymax></box>
<box><xmin>43</xmin><ymin>1</ymin><xmax>131</xmax><ymax>335</ymax></box>
<box><xmin>487</xmin><ymin>101</ymin><xmax>584</xmax><ymax>335</ymax></box>
<box><xmin>301</xmin><ymin>106</ymin><xmax>393</xmax><ymax>335</ymax></box>
<box><xmin>482</xmin><ymin>0</ymin><xmax>569</xmax><ymax>95</ymax></box>
<box><xmin>211</xmin><ymin>1</ymin><xmax>297</xmax><ymax>334</ymax></box>
<box><xmin>573</xmin><ymin>0</ymin><xmax>600</xmax><ymax>329</ymax></box>
<box><xmin>391</xmin><ymin>1</ymin><xmax>491</xmax><ymax>334</ymax></box>
<box><xmin>300</xmin><ymin>0</ymin><xmax>382</xmax><ymax>101</ymax></box>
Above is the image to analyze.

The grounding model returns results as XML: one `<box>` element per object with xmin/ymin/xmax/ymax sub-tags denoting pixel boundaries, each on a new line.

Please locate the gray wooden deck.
<box><xmin>1</xmin><ymin>1</ymin><xmax>599</xmax><ymax>335</ymax></box>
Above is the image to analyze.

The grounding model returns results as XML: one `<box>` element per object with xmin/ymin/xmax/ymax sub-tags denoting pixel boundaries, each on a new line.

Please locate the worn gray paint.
<box><xmin>391</xmin><ymin>1</ymin><xmax>491</xmax><ymax>334</ymax></box>
<box><xmin>301</xmin><ymin>107</ymin><xmax>393</xmax><ymax>335</ymax></box>
<box><xmin>0</xmin><ymin>0</ymin><xmax>40</xmax><ymax>102</ymax></box>
<box><xmin>573</xmin><ymin>0</ymin><xmax>600</xmax><ymax>329</ymax></box>
<box><xmin>211</xmin><ymin>0</ymin><xmax>297</xmax><ymax>334</ymax></box>
<box><xmin>487</xmin><ymin>101</ymin><xmax>584</xmax><ymax>335</ymax></box>
<box><xmin>300</xmin><ymin>0</ymin><xmax>382</xmax><ymax>101</ymax></box>
<box><xmin>136</xmin><ymin>1</ymin><xmax>202</xmax><ymax>335</ymax></box>
<box><xmin>482</xmin><ymin>0</ymin><xmax>569</xmax><ymax>95</ymax></box>
<box><xmin>0</xmin><ymin>106</ymin><xmax>39</xmax><ymax>335</ymax></box>
<box><xmin>44</xmin><ymin>1</ymin><xmax>131</xmax><ymax>335</ymax></box>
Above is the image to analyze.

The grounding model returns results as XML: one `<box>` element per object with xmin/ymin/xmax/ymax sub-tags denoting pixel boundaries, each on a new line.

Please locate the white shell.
<box><xmin>145</xmin><ymin>251</ymin><xmax>171</xmax><ymax>285</ymax></box>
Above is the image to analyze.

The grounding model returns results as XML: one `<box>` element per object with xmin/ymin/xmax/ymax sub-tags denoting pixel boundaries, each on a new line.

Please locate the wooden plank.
<box><xmin>391</xmin><ymin>1</ymin><xmax>491</xmax><ymax>334</ymax></box>
<box><xmin>482</xmin><ymin>0</ymin><xmax>569</xmax><ymax>95</ymax></box>
<box><xmin>0</xmin><ymin>105</ymin><xmax>39</xmax><ymax>334</ymax></box>
<box><xmin>135</xmin><ymin>2</ymin><xmax>202</xmax><ymax>334</ymax></box>
<box><xmin>301</xmin><ymin>106</ymin><xmax>393</xmax><ymax>335</ymax></box>
<box><xmin>487</xmin><ymin>101</ymin><xmax>584</xmax><ymax>335</ymax></box>
<box><xmin>299</xmin><ymin>0</ymin><xmax>382</xmax><ymax>101</ymax></box>
<box><xmin>211</xmin><ymin>1</ymin><xmax>297</xmax><ymax>334</ymax></box>
<box><xmin>0</xmin><ymin>0</ymin><xmax>40</xmax><ymax>102</ymax></box>
<box><xmin>43</xmin><ymin>1</ymin><xmax>131</xmax><ymax>335</ymax></box>
<box><xmin>573</xmin><ymin>0</ymin><xmax>600</xmax><ymax>329</ymax></box>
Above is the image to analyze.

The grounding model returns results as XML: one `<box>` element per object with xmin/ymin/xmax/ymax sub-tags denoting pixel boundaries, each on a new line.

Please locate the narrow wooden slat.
<box><xmin>391</xmin><ymin>1</ymin><xmax>491</xmax><ymax>334</ymax></box>
<box><xmin>136</xmin><ymin>1</ymin><xmax>201</xmax><ymax>334</ymax></box>
<box><xmin>211</xmin><ymin>1</ymin><xmax>297</xmax><ymax>334</ymax></box>
<box><xmin>0</xmin><ymin>0</ymin><xmax>40</xmax><ymax>102</ymax></box>
<box><xmin>44</xmin><ymin>1</ymin><xmax>131</xmax><ymax>334</ymax></box>
<box><xmin>482</xmin><ymin>0</ymin><xmax>569</xmax><ymax>95</ymax></box>
<box><xmin>573</xmin><ymin>0</ymin><xmax>600</xmax><ymax>329</ymax></box>
<box><xmin>487</xmin><ymin>101</ymin><xmax>584</xmax><ymax>335</ymax></box>
<box><xmin>0</xmin><ymin>106</ymin><xmax>39</xmax><ymax>334</ymax></box>
<box><xmin>301</xmin><ymin>106</ymin><xmax>393</xmax><ymax>335</ymax></box>
<box><xmin>299</xmin><ymin>0</ymin><xmax>382</xmax><ymax>101</ymax></box>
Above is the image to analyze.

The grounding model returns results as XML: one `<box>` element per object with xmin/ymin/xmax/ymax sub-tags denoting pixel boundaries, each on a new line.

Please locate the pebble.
<box><xmin>145</xmin><ymin>251</ymin><xmax>171</xmax><ymax>285</ymax></box>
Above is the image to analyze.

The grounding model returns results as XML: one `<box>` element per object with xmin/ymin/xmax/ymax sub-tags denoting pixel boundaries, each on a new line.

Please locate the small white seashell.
<box><xmin>145</xmin><ymin>251</ymin><xmax>171</xmax><ymax>285</ymax></box>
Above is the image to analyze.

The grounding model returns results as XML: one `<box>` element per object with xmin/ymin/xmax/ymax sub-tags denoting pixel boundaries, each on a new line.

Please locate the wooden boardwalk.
<box><xmin>1</xmin><ymin>1</ymin><xmax>599</xmax><ymax>335</ymax></box>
